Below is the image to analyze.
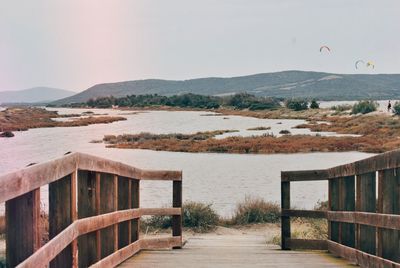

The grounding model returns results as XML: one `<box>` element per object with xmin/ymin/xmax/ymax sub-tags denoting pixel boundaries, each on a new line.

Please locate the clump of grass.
<box><xmin>351</xmin><ymin>100</ymin><xmax>378</xmax><ymax>114</ymax></box>
<box><xmin>330</xmin><ymin>104</ymin><xmax>352</xmax><ymax>112</ymax></box>
<box><xmin>229</xmin><ymin>196</ymin><xmax>280</xmax><ymax>225</ymax></box>
<box><xmin>247</xmin><ymin>126</ymin><xmax>271</xmax><ymax>131</ymax></box>
<box><xmin>279</xmin><ymin>129</ymin><xmax>291</xmax><ymax>135</ymax></box>
<box><xmin>143</xmin><ymin>201</ymin><xmax>219</xmax><ymax>232</ymax></box>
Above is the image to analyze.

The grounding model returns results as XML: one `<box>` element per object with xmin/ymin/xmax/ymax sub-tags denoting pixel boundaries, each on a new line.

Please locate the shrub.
<box><xmin>285</xmin><ymin>99</ymin><xmax>308</xmax><ymax>111</ymax></box>
<box><xmin>351</xmin><ymin>100</ymin><xmax>378</xmax><ymax>114</ymax></box>
<box><xmin>393</xmin><ymin>101</ymin><xmax>400</xmax><ymax>115</ymax></box>
<box><xmin>230</xmin><ymin>196</ymin><xmax>280</xmax><ymax>224</ymax></box>
<box><xmin>309</xmin><ymin>99</ymin><xmax>319</xmax><ymax>109</ymax></box>
<box><xmin>279</xmin><ymin>130</ymin><xmax>291</xmax><ymax>135</ymax></box>
<box><xmin>330</xmin><ymin>104</ymin><xmax>352</xmax><ymax>112</ymax></box>
<box><xmin>143</xmin><ymin>201</ymin><xmax>219</xmax><ymax>232</ymax></box>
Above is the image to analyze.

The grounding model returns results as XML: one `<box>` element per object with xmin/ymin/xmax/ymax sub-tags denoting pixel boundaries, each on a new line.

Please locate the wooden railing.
<box><xmin>281</xmin><ymin>149</ymin><xmax>400</xmax><ymax>267</ymax></box>
<box><xmin>0</xmin><ymin>152</ymin><xmax>183</xmax><ymax>267</ymax></box>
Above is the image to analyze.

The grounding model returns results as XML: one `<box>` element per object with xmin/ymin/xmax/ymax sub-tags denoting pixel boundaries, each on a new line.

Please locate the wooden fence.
<box><xmin>281</xmin><ymin>149</ymin><xmax>400</xmax><ymax>267</ymax></box>
<box><xmin>0</xmin><ymin>152</ymin><xmax>183</xmax><ymax>267</ymax></box>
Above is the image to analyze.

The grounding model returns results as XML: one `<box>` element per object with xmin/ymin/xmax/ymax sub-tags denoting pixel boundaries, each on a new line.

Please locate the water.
<box><xmin>0</xmin><ymin>108</ymin><xmax>373</xmax><ymax>217</ymax></box>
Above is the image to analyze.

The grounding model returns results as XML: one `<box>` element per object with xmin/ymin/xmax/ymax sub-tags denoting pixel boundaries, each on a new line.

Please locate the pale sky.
<box><xmin>0</xmin><ymin>0</ymin><xmax>399</xmax><ymax>92</ymax></box>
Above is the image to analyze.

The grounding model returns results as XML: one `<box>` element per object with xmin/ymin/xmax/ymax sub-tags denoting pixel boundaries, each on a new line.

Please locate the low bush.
<box><xmin>309</xmin><ymin>99</ymin><xmax>319</xmax><ymax>109</ymax></box>
<box><xmin>351</xmin><ymin>100</ymin><xmax>378</xmax><ymax>114</ymax></box>
<box><xmin>279</xmin><ymin>130</ymin><xmax>291</xmax><ymax>135</ymax></box>
<box><xmin>285</xmin><ymin>99</ymin><xmax>309</xmax><ymax>111</ymax></box>
<box><xmin>330</xmin><ymin>104</ymin><xmax>352</xmax><ymax>112</ymax></box>
<box><xmin>393</xmin><ymin>101</ymin><xmax>400</xmax><ymax>115</ymax></box>
<box><xmin>229</xmin><ymin>196</ymin><xmax>280</xmax><ymax>225</ymax></box>
<box><xmin>143</xmin><ymin>201</ymin><xmax>219</xmax><ymax>232</ymax></box>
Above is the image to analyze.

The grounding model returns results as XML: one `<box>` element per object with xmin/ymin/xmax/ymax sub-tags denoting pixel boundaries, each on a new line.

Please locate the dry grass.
<box><xmin>247</xmin><ymin>126</ymin><xmax>271</xmax><ymax>131</ymax></box>
<box><xmin>0</xmin><ymin>107</ymin><xmax>126</xmax><ymax>132</ymax></box>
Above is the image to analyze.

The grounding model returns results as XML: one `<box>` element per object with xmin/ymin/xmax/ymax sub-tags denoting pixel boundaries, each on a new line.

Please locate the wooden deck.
<box><xmin>120</xmin><ymin>234</ymin><xmax>353</xmax><ymax>268</ymax></box>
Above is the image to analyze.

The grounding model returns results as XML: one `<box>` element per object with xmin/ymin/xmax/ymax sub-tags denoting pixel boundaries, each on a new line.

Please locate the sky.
<box><xmin>0</xmin><ymin>0</ymin><xmax>399</xmax><ymax>92</ymax></box>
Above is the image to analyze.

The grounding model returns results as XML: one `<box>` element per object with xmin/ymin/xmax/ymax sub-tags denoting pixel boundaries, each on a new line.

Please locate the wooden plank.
<box><xmin>128</xmin><ymin>180</ymin><xmax>132</xmax><ymax>244</ymax></box>
<box><xmin>118</xmin><ymin>177</ymin><xmax>130</xmax><ymax>249</ymax></box>
<box><xmin>95</xmin><ymin>172</ymin><xmax>101</xmax><ymax>261</ymax></box>
<box><xmin>328</xmin><ymin>240</ymin><xmax>400</xmax><ymax>268</ymax></box>
<box><xmin>327</xmin><ymin>211</ymin><xmax>400</xmax><ymax>230</ymax></box>
<box><xmin>131</xmin><ymin>179</ymin><xmax>140</xmax><ymax>243</ymax></box>
<box><xmin>286</xmin><ymin>239</ymin><xmax>327</xmax><ymax>250</ymax></box>
<box><xmin>378</xmin><ymin>168</ymin><xmax>400</xmax><ymax>263</ymax></box>
<box><xmin>281</xmin><ymin>209</ymin><xmax>326</xmax><ymax>218</ymax></box>
<box><xmin>281</xmin><ymin>170</ymin><xmax>329</xmax><ymax>182</ymax></box>
<box><xmin>140</xmin><ymin>237</ymin><xmax>182</xmax><ymax>249</ymax></box>
<box><xmin>0</xmin><ymin>153</ymin><xmax>77</xmax><ymax>203</ymax></box>
<box><xmin>113</xmin><ymin>175</ymin><xmax>118</xmax><ymax>252</ymax></box>
<box><xmin>172</xmin><ymin>180</ymin><xmax>183</xmax><ymax>249</ymax></box>
<box><xmin>77</xmin><ymin>152</ymin><xmax>182</xmax><ymax>181</ymax></box>
<box><xmin>329</xmin><ymin>178</ymin><xmax>340</xmax><ymax>243</ymax></box>
<box><xmin>328</xmin><ymin>163</ymin><xmax>355</xmax><ymax>179</ymax></box>
<box><xmin>281</xmin><ymin>181</ymin><xmax>290</xmax><ymax>250</ymax></box>
<box><xmin>356</xmin><ymin>172</ymin><xmax>376</xmax><ymax>255</ymax></box>
<box><xmin>339</xmin><ymin>175</ymin><xmax>355</xmax><ymax>248</ymax></box>
<box><xmin>71</xmin><ymin>170</ymin><xmax>78</xmax><ymax>268</ymax></box>
<box><xmin>77</xmin><ymin>170</ymin><xmax>98</xmax><ymax>268</ymax></box>
<box><xmin>5</xmin><ymin>188</ymin><xmax>40</xmax><ymax>267</ymax></box>
<box><xmin>100</xmin><ymin>173</ymin><xmax>115</xmax><ymax>258</ymax></box>
<box><xmin>89</xmin><ymin>241</ymin><xmax>141</xmax><ymax>268</ymax></box>
<box><xmin>49</xmin><ymin>175</ymin><xmax>72</xmax><ymax>268</ymax></box>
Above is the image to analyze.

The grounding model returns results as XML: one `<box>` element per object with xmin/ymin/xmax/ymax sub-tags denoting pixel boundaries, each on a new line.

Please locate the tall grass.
<box><xmin>351</xmin><ymin>100</ymin><xmax>378</xmax><ymax>114</ymax></box>
<box><xmin>228</xmin><ymin>196</ymin><xmax>280</xmax><ymax>225</ymax></box>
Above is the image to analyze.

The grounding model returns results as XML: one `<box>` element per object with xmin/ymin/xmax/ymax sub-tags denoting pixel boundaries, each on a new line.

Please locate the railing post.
<box><xmin>131</xmin><ymin>179</ymin><xmax>140</xmax><ymax>242</ymax></box>
<box><xmin>339</xmin><ymin>175</ymin><xmax>355</xmax><ymax>248</ymax></box>
<box><xmin>281</xmin><ymin>180</ymin><xmax>290</xmax><ymax>250</ymax></box>
<box><xmin>77</xmin><ymin>171</ymin><xmax>98</xmax><ymax>267</ymax></box>
<box><xmin>356</xmin><ymin>172</ymin><xmax>376</xmax><ymax>255</ymax></box>
<box><xmin>172</xmin><ymin>178</ymin><xmax>183</xmax><ymax>249</ymax></box>
<box><xmin>118</xmin><ymin>177</ymin><xmax>130</xmax><ymax>249</ymax></box>
<box><xmin>329</xmin><ymin>178</ymin><xmax>340</xmax><ymax>242</ymax></box>
<box><xmin>49</xmin><ymin>174</ymin><xmax>73</xmax><ymax>268</ymax></box>
<box><xmin>6</xmin><ymin>188</ymin><xmax>41</xmax><ymax>267</ymax></box>
<box><xmin>377</xmin><ymin>169</ymin><xmax>400</xmax><ymax>262</ymax></box>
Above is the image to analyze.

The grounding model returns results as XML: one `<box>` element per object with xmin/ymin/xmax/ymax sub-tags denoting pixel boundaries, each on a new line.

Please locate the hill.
<box><xmin>53</xmin><ymin>71</ymin><xmax>400</xmax><ymax>104</ymax></box>
<box><xmin>0</xmin><ymin>87</ymin><xmax>75</xmax><ymax>104</ymax></box>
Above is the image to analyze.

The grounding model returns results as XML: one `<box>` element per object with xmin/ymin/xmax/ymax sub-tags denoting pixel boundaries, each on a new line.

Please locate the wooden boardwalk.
<box><xmin>120</xmin><ymin>234</ymin><xmax>353</xmax><ymax>268</ymax></box>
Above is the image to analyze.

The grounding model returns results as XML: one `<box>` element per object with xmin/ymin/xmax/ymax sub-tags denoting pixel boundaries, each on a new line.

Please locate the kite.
<box><xmin>355</xmin><ymin>60</ymin><xmax>365</xmax><ymax>69</ymax></box>
<box><xmin>319</xmin><ymin>46</ymin><xmax>331</xmax><ymax>52</ymax></box>
<box><xmin>366</xmin><ymin>61</ymin><xmax>375</xmax><ymax>69</ymax></box>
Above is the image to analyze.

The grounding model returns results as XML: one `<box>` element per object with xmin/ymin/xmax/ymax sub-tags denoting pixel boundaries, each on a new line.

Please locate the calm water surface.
<box><xmin>0</xmin><ymin>108</ymin><xmax>373</xmax><ymax>216</ymax></box>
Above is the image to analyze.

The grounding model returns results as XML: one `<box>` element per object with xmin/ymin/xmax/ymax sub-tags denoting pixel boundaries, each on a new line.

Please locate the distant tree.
<box><xmin>285</xmin><ymin>99</ymin><xmax>308</xmax><ymax>111</ymax></box>
<box><xmin>310</xmin><ymin>99</ymin><xmax>319</xmax><ymax>109</ymax></box>
<box><xmin>351</xmin><ymin>100</ymin><xmax>378</xmax><ymax>114</ymax></box>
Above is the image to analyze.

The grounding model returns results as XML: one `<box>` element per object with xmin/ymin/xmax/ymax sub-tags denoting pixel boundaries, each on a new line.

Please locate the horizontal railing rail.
<box><xmin>281</xmin><ymin>149</ymin><xmax>400</xmax><ymax>267</ymax></box>
<box><xmin>0</xmin><ymin>152</ymin><xmax>183</xmax><ymax>268</ymax></box>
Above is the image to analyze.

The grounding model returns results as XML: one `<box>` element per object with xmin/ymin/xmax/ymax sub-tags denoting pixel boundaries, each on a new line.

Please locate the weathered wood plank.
<box><xmin>6</xmin><ymin>188</ymin><xmax>41</xmax><ymax>267</ymax></box>
<box><xmin>71</xmin><ymin>170</ymin><xmax>78</xmax><ymax>268</ymax></box>
<box><xmin>118</xmin><ymin>177</ymin><xmax>130</xmax><ymax>249</ymax></box>
<box><xmin>378</xmin><ymin>168</ymin><xmax>400</xmax><ymax>263</ymax></box>
<box><xmin>77</xmin><ymin>152</ymin><xmax>182</xmax><ymax>181</ymax></box>
<box><xmin>78</xmin><ymin>170</ymin><xmax>98</xmax><ymax>268</ymax></box>
<box><xmin>328</xmin><ymin>240</ymin><xmax>400</xmax><ymax>268</ymax></box>
<box><xmin>89</xmin><ymin>241</ymin><xmax>141</xmax><ymax>268</ymax></box>
<box><xmin>327</xmin><ymin>211</ymin><xmax>400</xmax><ymax>230</ymax></box>
<box><xmin>0</xmin><ymin>153</ymin><xmax>78</xmax><ymax>203</ymax></box>
<box><xmin>281</xmin><ymin>181</ymin><xmax>290</xmax><ymax>250</ymax></box>
<box><xmin>287</xmin><ymin>239</ymin><xmax>327</xmax><ymax>250</ymax></box>
<box><xmin>131</xmin><ymin>179</ymin><xmax>140</xmax><ymax>243</ymax></box>
<box><xmin>329</xmin><ymin>178</ymin><xmax>340</xmax><ymax>243</ymax></box>
<box><xmin>281</xmin><ymin>170</ymin><xmax>329</xmax><ymax>182</ymax></box>
<box><xmin>113</xmin><ymin>175</ymin><xmax>118</xmax><ymax>252</ymax></box>
<box><xmin>49</xmin><ymin>175</ymin><xmax>72</xmax><ymax>268</ymax></box>
<box><xmin>281</xmin><ymin>209</ymin><xmax>326</xmax><ymax>218</ymax></box>
<box><xmin>172</xmin><ymin>180</ymin><xmax>183</xmax><ymax>249</ymax></box>
<box><xmin>356</xmin><ymin>172</ymin><xmax>376</xmax><ymax>255</ymax></box>
<box><xmin>99</xmin><ymin>173</ymin><xmax>115</xmax><ymax>258</ymax></box>
<box><xmin>339</xmin><ymin>175</ymin><xmax>355</xmax><ymax>248</ymax></box>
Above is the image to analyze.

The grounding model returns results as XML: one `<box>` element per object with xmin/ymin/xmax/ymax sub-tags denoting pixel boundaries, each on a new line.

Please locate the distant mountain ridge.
<box><xmin>54</xmin><ymin>71</ymin><xmax>400</xmax><ymax>104</ymax></box>
<box><xmin>0</xmin><ymin>87</ymin><xmax>75</xmax><ymax>104</ymax></box>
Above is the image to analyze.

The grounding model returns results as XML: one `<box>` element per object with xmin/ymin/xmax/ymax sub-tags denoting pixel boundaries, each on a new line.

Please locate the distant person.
<box><xmin>388</xmin><ymin>100</ymin><xmax>392</xmax><ymax>112</ymax></box>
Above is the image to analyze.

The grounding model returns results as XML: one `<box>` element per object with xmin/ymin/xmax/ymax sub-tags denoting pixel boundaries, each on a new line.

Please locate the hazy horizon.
<box><xmin>1</xmin><ymin>0</ymin><xmax>399</xmax><ymax>92</ymax></box>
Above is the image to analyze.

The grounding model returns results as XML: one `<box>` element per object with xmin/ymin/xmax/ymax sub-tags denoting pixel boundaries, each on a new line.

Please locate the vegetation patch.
<box><xmin>351</xmin><ymin>100</ymin><xmax>378</xmax><ymax>114</ymax></box>
<box><xmin>227</xmin><ymin>196</ymin><xmax>280</xmax><ymax>225</ymax></box>
<box><xmin>0</xmin><ymin>107</ymin><xmax>126</xmax><ymax>133</ymax></box>
<box><xmin>247</xmin><ymin>126</ymin><xmax>271</xmax><ymax>131</ymax></box>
